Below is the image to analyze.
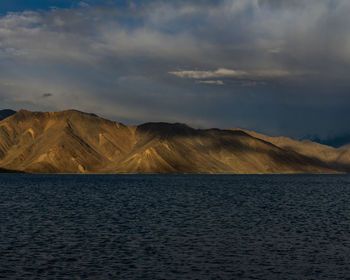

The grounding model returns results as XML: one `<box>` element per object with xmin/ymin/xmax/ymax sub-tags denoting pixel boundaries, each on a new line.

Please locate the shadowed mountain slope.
<box><xmin>0</xmin><ymin>167</ymin><xmax>23</xmax><ymax>173</ymax></box>
<box><xmin>0</xmin><ymin>109</ymin><xmax>16</xmax><ymax>121</ymax></box>
<box><xmin>0</xmin><ymin>110</ymin><xmax>345</xmax><ymax>174</ymax></box>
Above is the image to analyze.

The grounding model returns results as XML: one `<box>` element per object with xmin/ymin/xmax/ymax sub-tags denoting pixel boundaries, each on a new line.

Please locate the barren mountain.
<box><xmin>231</xmin><ymin>127</ymin><xmax>350</xmax><ymax>172</ymax></box>
<box><xmin>0</xmin><ymin>109</ymin><xmax>345</xmax><ymax>174</ymax></box>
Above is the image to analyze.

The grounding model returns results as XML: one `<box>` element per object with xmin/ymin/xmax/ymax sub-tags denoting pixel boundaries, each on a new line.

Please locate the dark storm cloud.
<box><xmin>0</xmin><ymin>0</ymin><xmax>349</xmax><ymax>137</ymax></box>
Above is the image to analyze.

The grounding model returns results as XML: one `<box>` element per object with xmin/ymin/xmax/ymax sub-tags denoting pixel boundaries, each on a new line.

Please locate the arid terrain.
<box><xmin>0</xmin><ymin>109</ymin><xmax>349</xmax><ymax>174</ymax></box>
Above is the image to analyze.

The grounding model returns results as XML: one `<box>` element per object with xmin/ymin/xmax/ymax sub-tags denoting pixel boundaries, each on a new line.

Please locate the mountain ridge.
<box><xmin>0</xmin><ymin>109</ymin><xmax>348</xmax><ymax>174</ymax></box>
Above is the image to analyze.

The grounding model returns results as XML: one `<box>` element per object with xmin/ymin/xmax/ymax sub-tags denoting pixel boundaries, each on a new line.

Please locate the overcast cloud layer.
<box><xmin>0</xmin><ymin>0</ymin><xmax>350</xmax><ymax>138</ymax></box>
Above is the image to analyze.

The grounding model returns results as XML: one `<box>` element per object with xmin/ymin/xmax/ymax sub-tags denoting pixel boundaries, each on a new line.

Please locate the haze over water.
<box><xmin>1</xmin><ymin>174</ymin><xmax>350</xmax><ymax>279</ymax></box>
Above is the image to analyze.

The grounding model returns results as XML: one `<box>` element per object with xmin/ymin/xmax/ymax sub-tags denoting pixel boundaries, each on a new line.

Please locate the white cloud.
<box><xmin>197</xmin><ymin>80</ymin><xmax>224</xmax><ymax>85</ymax></box>
<box><xmin>169</xmin><ymin>68</ymin><xmax>295</xmax><ymax>81</ymax></box>
<box><xmin>78</xmin><ymin>2</ymin><xmax>90</xmax><ymax>8</ymax></box>
<box><xmin>169</xmin><ymin>68</ymin><xmax>247</xmax><ymax>79</ymax></box>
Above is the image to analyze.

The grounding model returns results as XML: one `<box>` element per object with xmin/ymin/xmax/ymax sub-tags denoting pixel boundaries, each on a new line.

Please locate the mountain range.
<box><xmin>0</xmin><ymin>109</ymin><xmax>349</xmax><ymax>174</ymax></box>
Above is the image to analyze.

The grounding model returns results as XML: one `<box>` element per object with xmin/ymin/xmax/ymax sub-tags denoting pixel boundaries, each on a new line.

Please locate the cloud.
<box><xmin>78</xmin><ymin>2</ymin><xmax>90</xmax><ymax>8</ymax></box>
<box><xmin>0</xmin><ymin>1</ymin><xmax>350</xmax><ymax>137</ymax></box>
<box><xmin>197</xmin><ymin>80</ymin><xmax>224</xmax><ymax>85</ymax></box>
<box><xmin>169</xmin><ymin>68</ymin><xmax>295</xmax><ymax>81</ymax></box>
<box><xmin>169</xmin><ymin>69</ymin><xmax>247</xmax><ymax>79</ymax></box>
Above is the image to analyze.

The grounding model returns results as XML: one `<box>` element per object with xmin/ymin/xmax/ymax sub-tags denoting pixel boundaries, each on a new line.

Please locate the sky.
<box><xmin>0</xmin><ymin>0</ymin><xmax>349</xmax><ymax>138</ymax></box>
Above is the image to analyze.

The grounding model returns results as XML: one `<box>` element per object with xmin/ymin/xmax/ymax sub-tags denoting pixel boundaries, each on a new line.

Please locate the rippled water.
<box><xmin>1</xmin><ymin>175</ymin><xmax>350</xmax><ymax>279</ymax></box>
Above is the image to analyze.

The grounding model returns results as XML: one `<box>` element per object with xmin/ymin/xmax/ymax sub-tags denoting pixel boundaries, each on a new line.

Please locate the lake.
<box><xmin>1</xmin><ymin>174</ymin><xmax>350</xmax><ymax>279</ymax></box>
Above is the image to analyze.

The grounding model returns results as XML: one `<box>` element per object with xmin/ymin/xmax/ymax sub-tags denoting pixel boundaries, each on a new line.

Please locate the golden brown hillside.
<box><xmin>0</xmin><ymin>110</ymin><xmax>135</xmax><ymax>173</ymax></box>
<box><xmin>0</xmin><ymin>110</ymin><xmax>345</xmax><ymax>174</ymax></box>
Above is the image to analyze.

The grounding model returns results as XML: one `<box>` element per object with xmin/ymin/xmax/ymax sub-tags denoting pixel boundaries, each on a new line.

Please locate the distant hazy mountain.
<box><xmin>308</xmin><ymin>134</ymin><xmax>350</xmax><ymax>148</ymax></box>
<box><xmin>0</xmin><ymin>109</ymin><xmax>16</xmax><ymax>121</ymax></box>
<box><xmin>0</xmin><ymin>109</ymin><xmax>348</xmax><ymax>174</ymax></box>
<box><xmin>231</xmin><ymin>128</ymin><xmax>350</xmax><ymax>173</ymax></box>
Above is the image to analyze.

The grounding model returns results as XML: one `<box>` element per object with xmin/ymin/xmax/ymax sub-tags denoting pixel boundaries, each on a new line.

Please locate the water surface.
<box><xmin>1</xmin><ymin>174</ymin><xmax>350</xmax><ymax>279</ymax></box>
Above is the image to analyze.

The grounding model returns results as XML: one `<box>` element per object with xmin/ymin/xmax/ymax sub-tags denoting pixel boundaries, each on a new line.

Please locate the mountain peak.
<box><xmin>10</xmin><ymin>109</ymin><xmax>102</xmax><ymax>122</ymax></box>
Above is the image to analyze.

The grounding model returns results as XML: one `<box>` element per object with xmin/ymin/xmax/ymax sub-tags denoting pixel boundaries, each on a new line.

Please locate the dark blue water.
<box><xmin>1</xmin><ymin>175</ymin><xmax>350</xmax><ymax>279</ymax></box>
